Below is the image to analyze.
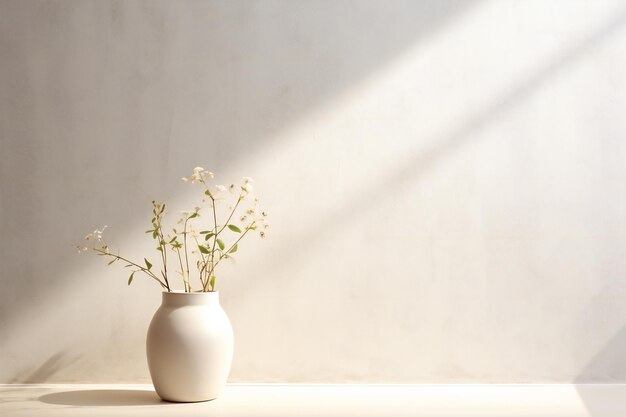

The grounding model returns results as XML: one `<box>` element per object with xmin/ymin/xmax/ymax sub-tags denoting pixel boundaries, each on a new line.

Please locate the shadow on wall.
<box><xmin>575</xmin><ymin>326</ymin><xmax>626</xmax><ymax>416</ymax></box>
<box><xmin>7</xmin><ymin>351</ymin><xmax>81</xmax><ymax>384</ymax></box>
<box><xmin>224</xmin><ymin>7</ymin><xmax>626</xmax><ymax>296</ymax></box>
<box><xmin>0</xmin><ymin>351</ymin><xmax>81</xmax><ymax>404</ymax></box>
<box><xmin>0</xmin><ymin>0</ymin><xmax>478</xmax><ymax>348</ymax></box>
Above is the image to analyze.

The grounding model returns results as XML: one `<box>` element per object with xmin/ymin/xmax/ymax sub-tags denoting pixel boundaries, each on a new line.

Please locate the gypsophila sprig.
<box><xmin>77</xmin><ymin>168</ymin><xmax>268</xmax><ymax>292</ymax></box>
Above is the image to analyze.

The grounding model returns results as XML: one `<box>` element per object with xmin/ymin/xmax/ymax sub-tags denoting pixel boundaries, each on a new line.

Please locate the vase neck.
<box><xmin>161</xmin><ymin>291</ymin><xmax>220</xmax><ymax>307</ymax></box>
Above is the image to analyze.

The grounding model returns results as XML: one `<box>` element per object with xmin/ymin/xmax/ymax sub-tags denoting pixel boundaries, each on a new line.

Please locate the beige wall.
<box><xmin>2</xmin><ymin>0</ymin><xmax>626</xmax><ymax>383</ymax></box>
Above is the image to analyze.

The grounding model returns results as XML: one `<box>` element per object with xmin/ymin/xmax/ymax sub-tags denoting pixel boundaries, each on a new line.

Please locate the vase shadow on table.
<box><xmin>39</xmin><ymin>389</ymin><xmax>166</xmax><ymax>406</ymax></box>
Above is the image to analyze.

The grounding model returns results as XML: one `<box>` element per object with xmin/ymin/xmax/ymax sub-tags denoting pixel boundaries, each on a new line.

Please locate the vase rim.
<box><xmin>161</xmin><ymin>290</ymin><xmax>220</xmax><ymax>306</ymax></box>
<box><xmin>163</xmin><ymin>290</ymin><xmax>219</xmax><ymax>295</ymax></box>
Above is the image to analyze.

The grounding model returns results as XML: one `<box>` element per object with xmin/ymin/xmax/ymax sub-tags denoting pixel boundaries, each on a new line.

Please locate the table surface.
<box><xmin>1</xmin><ymin>384</ymin><xmax>626</xmax><ymax>417</ymax></box>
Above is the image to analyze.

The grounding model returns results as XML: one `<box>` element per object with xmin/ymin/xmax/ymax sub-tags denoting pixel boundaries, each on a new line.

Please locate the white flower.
<box><xmin>241</xmin><ymin>183</ymin><xmax>253</xmax><ymax>194</ymax></box>
<box><xmin>243</xmin><ymin>176</ymin><xmax>254</xmax><ymax>184</ymax></box>
<box><xmin>181</xmin><ymin>177</ymin><xmax>189</xmax><ymax>183</ymax></box>
<box><xmin>216</xmin><ymin>185</ymin><xmax>226</xmax><ymax>192</ymax></box>
<box><xmin>85</xmin><ymin>225</ymin><xmax>107</xmax><ymax>241</ymax></box>
<box><xmin>190</xmin><ymin>167</ymin><xmax>214</xmax><ymax>183</ymax></box>
<box><xmin>191</xmin><ymin>167</ymin><xmax>204</xmax><ymax>182</ymax></box>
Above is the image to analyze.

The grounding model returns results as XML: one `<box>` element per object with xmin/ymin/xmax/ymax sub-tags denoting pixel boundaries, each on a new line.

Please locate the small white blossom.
<box><xmin>216</xmin><ymin>185</ymin><xmax>226</xmax><ymax>192</ymax></box>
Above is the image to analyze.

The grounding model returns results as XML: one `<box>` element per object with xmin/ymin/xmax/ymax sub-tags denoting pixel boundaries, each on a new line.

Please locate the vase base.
<box><xmin>159</xmin><ymin>396</ymin><xmax>217</xmax><ymax>403</ymax></box>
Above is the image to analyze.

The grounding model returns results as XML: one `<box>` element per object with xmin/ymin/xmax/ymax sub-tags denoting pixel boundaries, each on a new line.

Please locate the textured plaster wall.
<box><xmin>1</xmin><ymin>0</ymin><xmax>626</xmax><ymax>383</ymax></box>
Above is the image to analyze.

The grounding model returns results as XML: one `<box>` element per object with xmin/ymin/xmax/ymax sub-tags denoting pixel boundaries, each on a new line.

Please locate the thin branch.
<box><xmin>93</xmin><ymin>248</ymin><xmax>168</xmax><ymax>290</ymax></box>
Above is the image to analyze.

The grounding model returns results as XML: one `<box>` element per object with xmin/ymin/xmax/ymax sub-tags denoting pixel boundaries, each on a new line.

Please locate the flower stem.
<box><xmin>203</xmin><ymin>221</ymin><xmax>256</xmax><ymax>291</ymax></box>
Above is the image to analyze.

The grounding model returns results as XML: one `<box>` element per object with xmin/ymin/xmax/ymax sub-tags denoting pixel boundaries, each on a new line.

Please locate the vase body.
<box><xmin>146</xmin><ymin>291</ymin><xmax>233</xmax><ymax>402</ymax></box>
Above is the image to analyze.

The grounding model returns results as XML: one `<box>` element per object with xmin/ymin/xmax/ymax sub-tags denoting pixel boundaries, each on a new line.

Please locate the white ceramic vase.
<box><xmin>146</xmin><ymin>291</ymin><xmax>233</xmax><ymax>402</ymax></box>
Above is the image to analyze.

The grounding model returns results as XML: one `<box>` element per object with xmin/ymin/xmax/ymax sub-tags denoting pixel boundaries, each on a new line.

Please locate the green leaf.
<box><xmin>128</xmin><ymin>272</ymin><xmax>135</xmax><ymax>286</ymax></box>
<box><xmin>210</xmin><ymin>275</ymin><xmax>216</xmax><ymax>290</ymax></box>
<box><xmin>145</xmin><ymin>229</ymin><xmax>154</xmax><ymax>234</ymax></box>
<box><xmin>152</xmin><ymin>231</ymin><xmax>158</xmax><ymax>239</ymax></box>
<box><xmin>229</xmin><ymin>244</ymin><xmax>238</xmax><ymax>254</ymax></box>
<box><xmin>198</xmin><ymin>245</ymin><xmax>209</xmax><ymax>254</ymax></box>
<box><xmin>107</xmin><ymin>257</ymin><xmax>117</xmax><ymax>265</ymax></box>
<box><xmin>199</xmin><ymin>230</ymin><xmax>212</xmax><ymax>234</ymax></box>
<box><xmin>217</xmin><ymin>239</ymin><xmax>225</xmax><ymax>250</ymax></box>
<box><xmin>204</xmin><ymin>232</ymin><xmax>215</xmax><ymax>241</ymax></box>
<box><xmin>189</xmin><ymin>212</ymin><xmax>198</xmax><ymax>219</ymax></box>
<box><xmin>227</xmin><ymin>224</ymin><xmax>242</xmax><ymax>233</ymax></box>
<box><xmin>169</xmin><ymin>236</ymin><xmax>177</xmax><ymax>243</ymax></box>
<box><xmin>160</xmin><ymin>204</ymin><xmax>165</xmax><ymax>214</ymax></box>
<box><xmin>144</xmin><ymin>258</ymin><xmax>152</xmax><ymax>270</ymax></box>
